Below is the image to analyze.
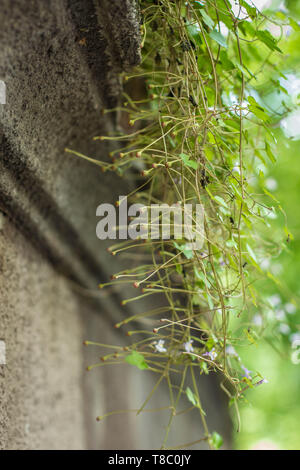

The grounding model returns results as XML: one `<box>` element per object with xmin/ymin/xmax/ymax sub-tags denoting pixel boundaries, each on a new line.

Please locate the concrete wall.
<box><xmin>0</xmin><ymin>0</ymin><xmax>231</xmax><ymax>449</ymax></box>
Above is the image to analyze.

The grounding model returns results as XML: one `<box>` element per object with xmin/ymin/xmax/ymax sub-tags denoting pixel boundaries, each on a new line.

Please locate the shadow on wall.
<box><xmin>0</xmin><ymin>0</ymin><xmax>232</xmax><ymax>449</ymax></box>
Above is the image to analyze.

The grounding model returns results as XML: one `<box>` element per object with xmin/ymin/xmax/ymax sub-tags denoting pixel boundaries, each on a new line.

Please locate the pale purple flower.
<box><xmin>184</xmin><ymin>340</ymin><xmax>194</xmax><ymax>353</ymax></box>
<box><xmin>155</xmin><ymin>340</ymin><xmax>167</xmax><ymax>353</ymax></box>
<box><xmin>268</xmin><ymin>294</ymin><xmax>281</xmax><ymax>307</ymax></box>
<box><xmin>278</xmin><ymin>323</ymin><xmax>290</xmax><ymax>335</ymax></box>
<box><xmin>252</xmin><ymin>314</ymin><xmax>263</xmax><ymax>327</ymax></box>
<box><xmin>285</xmin><ymin>303</ymin><xmax>296</xmax><ymax>315</ymax></box>
<box><xmin>226</xmin><ymin>345</ymin><xmax>238</xmax><ymax>358</ymax></box>
<box><xmin>220</xmin><ymin>22</ymin><xmax>229</xmax><ymax>37</ymax></box>
<box><xmin>290</xmin><ymin>332</ymin><xmax>300</xmax><ymax>344</ymax></box>
<box><xmin>260</xmin><ymin>258</ymin><xmax>270</xmax><ymax>271</ymax></box>
<box><xmin>256</xmin><ymin>378</ymin><xmax>268</xmax><ymax>386</ymax></box>
<box><xmin>242</xmin><ymin>366</ymin><xmax>252</xmax><ymax>380</ymax></box>
<box><xmin>204</xmin><ymin>348</ymin><xmax>217</xmax><ymax>361</ymax></box>
<box><xmin>276</xmin><ymin>309</ymin><xmax>286</xmax><ymax>321</ymax></box>
<box><xmin>265</xmin><ymin>178</ymin><xmax>278</xmax><ymax>191</ymax></box>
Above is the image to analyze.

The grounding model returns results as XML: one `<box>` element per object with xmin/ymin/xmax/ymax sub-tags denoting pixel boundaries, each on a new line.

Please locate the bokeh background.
<box><xmin>231</xmin><ymin>0</ymin><xmax>300</xmax><ymax>451</ymax></box>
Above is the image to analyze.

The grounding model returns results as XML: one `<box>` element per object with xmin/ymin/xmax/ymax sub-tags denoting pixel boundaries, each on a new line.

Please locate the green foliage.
<box><xmin>186</xmin><ymin>386</ymin><xmax>198</xmax><ymax>406</ymax></box>
<box><xmin>209</xmin><ymin>29</ymin><xmax>228</xmax><ymax>48</ymax></box>
<box><xmin>210</xmin><ymin>431</ymin><xmax>224</xmax><ymax>449</ymax></box>
<box><xmin>125</xmin><ymin>351</ymin><xmax>149</xmax><ymax>370</ymax></box>
<box><xmin>74</xmin><ymin>0</ymin><xmax>300</xmax><ymax>449</ymax></box>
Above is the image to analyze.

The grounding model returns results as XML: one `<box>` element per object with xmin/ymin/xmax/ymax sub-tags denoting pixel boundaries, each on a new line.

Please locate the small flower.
<box><xmin>290</xmin><ymin>332</ymin><xmax>300</xmax><ymax>344</ymax></box>
<box><xmin>226</xmin><ymin>345</ymin><xmax>239</xmax><ymax>358</ymax></box>
<box><xmin>278</xmin><ymin>323</ymin><xmax>290</xmax><ymax>335</ymax></box>
<box><xmin>184</xmin><ymin>340</ymin><xmax>194</xmax><ymax>353</ymax></box>
<box><xmin>260</xmin><ymin>258</ymin><xmax>270</xmax><ymax>271</ymax></box>
<box><xmin>252</xmin><ymin>314</ymin><xmax>263</xmax><ymax>327</ymax></box>
<box><xmin>204</xmin><ymin>347</ymin><xmax>217</xmax><ymax>361</ymax></box>
<box><xmin>275</xmin><ymin>309</ymin><xmax>286</xmax><ymax>321</ymax></box>
<box><xmin>265</xmin><ymin>177</ymin><xmax>278</xmax><ymax>191</ymax></box>
<box><xmin>285</xmin><ymin>303</ymin><xmax>297</xmax><ymax>315</ymax></box>
<box><xmin>241</xmin><ymin>365</ymin><xmax>252</xmax><ymax>380</ymax></box>
<box><xmin>271</xmin><ymin>263</ymin><xmax>282</xmax><ymax>276</ymax></box>
<box><xmin>155</xmin><ymin>340</ymin><xmax>167</xmax><ymax>353</ymax></box>
<box><xmin>268</xmin><ymin>294</ymin><xmax>281</xmax><ymax>307</ymax></box>
<box><xmin>266</xmin><ymin>211</ymin><xmax>277</xmax><ymax>220</ymax></box>
<box><xmin>219</xmin><ymin>22</ymin><xmax>229</xmax><ymax>37</ymax></box>
<box><xmin>256</xmin><ymin>378</ymin><xmax>269</xmax><ymax>386</ymax></box>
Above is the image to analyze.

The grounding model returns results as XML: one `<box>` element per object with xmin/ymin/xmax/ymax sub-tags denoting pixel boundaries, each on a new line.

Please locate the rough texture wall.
<box><xmin>0</xmin><ymin>0</ymin><xmax>231</xmax><ymax>449</ymax></box>
<box><xmin>0</xmin><ymin>218</ymin><xmax>87</xmax><ymax>449</ymax></box>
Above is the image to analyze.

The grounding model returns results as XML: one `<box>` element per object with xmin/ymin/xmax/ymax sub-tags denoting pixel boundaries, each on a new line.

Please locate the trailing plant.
<box><xmin>67</xmin><ymin>0</ymin><xmax>300</xmax><ymax>449</ymax></box>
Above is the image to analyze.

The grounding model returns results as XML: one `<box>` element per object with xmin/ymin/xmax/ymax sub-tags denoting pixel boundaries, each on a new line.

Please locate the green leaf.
<box><xmin>175</xmin><ymin>262</ymin><xmax>183</xmax><ymax>275</ymax></box>
<box><xmin>187</xmin><ymin>160</ymin><xmax>198</xmax><ymax>170</ymax></box>
<box><xmin>192</xmin><ymin>293</ymin><xmax>201</xmax><ymax>305</ymax></box>
<box><xmin>179</xmin><ymin>153</ymin><xmax>198</xmax><ymax>170</ymax></box>
<box><xmin>195</xmin><ymin>268</ymin><xmax>213</xmax><ymax>289</ymax></box>
<box><xmin>265</xmin><ymin>142</ymin><xmax>276</xmax><ymax>164</ymax></box>
<box><xmin>185</xmin><ymin>387</ymin><xmax>207</xmax><ymax>415</ymax></box>
<box><xmin>263</xmin><ymin>188</ymin><xmax>279</xmax><ymax>203</ymax></box>
<box><xmin>174</xmin><ymin>242</ymin><xmax>194</xmax><ymax>259</ymax></box>
<box><xmin>271</xmin><ymin>78</ymin><xmax>289</xmax><ymax>95</ymax></box>
<box><xmin>240</xmin><ymin>0</ymin><xmax>257</xmax><ymax>19</ymax></box>
<box><xmin>276</xmin><ymin>11</ymin><xmax>286</xmax><ymax>21</ymax></box>
<box><xmin>226</xmin><ymin>238</ymin><xmax>238</xmax><ymax>249</ymax></box>
<box><xmin>247</xmin><ymin>96</ymin><xmax>257</xmax><ymax>107</ymax></box>
<box><xmin>210</xmin><ymin>431</ymin><xmax>224</xmax><ymax>450</ymax></box>
<box><xmin>235</xmin><ymin>62</ymin><xmax>255</xmax><ymax>79</ymax></box>
<box><xmin>201</xmin><ymin>361</ymin><xmax>209</xmax><ymax>375</ymax></box>
<box><xmin>167</xmin><ymin>134</ymin><xmax>176</xmax><ymax>148</ymax></box>
<box><xmin>206</xmin><ymin>337</ymin><xmax>215</xmax><ymax>350</ymax></box>
<box><xmin>256</xmin><ymin>30</ymin><xmax>282</xmax><ymax>53</ymax></box>
<box><xmin>247</xmin><ymin>96</ymin><xmax>269</xmax><ymax>122</ymax></box>
<box><xmin>219</xmin><ymin>51</ymin><xmax>235</xmax><ymax>71</ymax></box>
<box><xmin>186</xmin><ymin>387</ymin><xmax>198</xmax><ymax>406</ymax></box>
<box><xmin>214</xmin><ymin>195</ymin><xmax>228</xmax><ymax>208</ymax></box>
<box><xmin>223</xmin><ymin>117</ymin><xmax>240</xmax><ymax>130</ymax></box>
<box><xmin>204</xmin><ymin>292</ymin><xmax>214</xmax><ymax>311</ymax></box>
<box><xmin>249</xmin><ymin>105</ymin><xmax>269</xmax><ymax>121</ymax></box>
<box><xmin>289</xmin><ymin>17</ymin><xmax>300</xmax><ymax>32</ymax></box>
<box><xmin>199</xmin><ymin>9</ymin><xmax>214</xmax><ymax>30</ymax></box>
<box><xmin>186</xmin><ymin>24</ymin><xmax>202</xmax><ymax>48</ymax></box>
<box><xmin>267</xmin><ymin>270</ymin><xmax>282</xmax><ymax>287</ymax></box>
<box><xmin>246</xmin><ymin>243</ymin><xmax>258</xmax><ymax>263</ymax></box>
<box><xmin>218</xmin><ymin>11</ymin><xmax>234</xmax><ymax>29</ymax></box>
<box><xmin>209</xmin><ymin>30</ymin><xmax>227</xmax><ymax>48</ymax></box>
<box><xmin>244</xmin><ymin>328</ymin><xmax>258</xmax><ymax>346</ymax></box>
<box><xmin>206</xmin><ymin>188</ymin><xmax>230</xmax><ymax>211</ymax></box>
<box><xmin>255</xmin><ymin>149</ymin><xmax>266</xmax><ymax>165</ymax></box>
<box><xmin>125</xmin><ymin>351</ymin><xmax>148</xmax><ymax>370</ymax></box>
<box><xmin>238</xmin><ymin>20</ymin><xmax>255</xmax><ymax>37</ymax></box>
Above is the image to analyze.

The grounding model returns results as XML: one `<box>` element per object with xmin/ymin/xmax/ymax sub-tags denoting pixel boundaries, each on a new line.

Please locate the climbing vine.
<box><xmin>67</xmin><ymin>0</ymin><xmax>299</xmax><ymax>449</ymax></box>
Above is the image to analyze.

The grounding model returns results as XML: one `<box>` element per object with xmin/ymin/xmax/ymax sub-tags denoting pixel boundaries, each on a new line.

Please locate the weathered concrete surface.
<box><xmin>0</xmin><ymin>0</ymin><xmax>232</xmax><ymax>449</ymax></box>
<box><xmin>0</xmin><ymin>217</ymin><xmax>86</xmax><ymax>449</ymax></box>
<box><xmin>0</xmin><ymin>0</ymin><xmax>143</xmax><ymax>450</ymax></box>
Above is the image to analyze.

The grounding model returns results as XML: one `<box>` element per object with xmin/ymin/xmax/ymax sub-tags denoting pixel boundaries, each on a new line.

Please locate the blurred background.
<box><xmin>232</xmin><ymin>0</ymin><xmax>300</xmax><ymax>451</ymax></box>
